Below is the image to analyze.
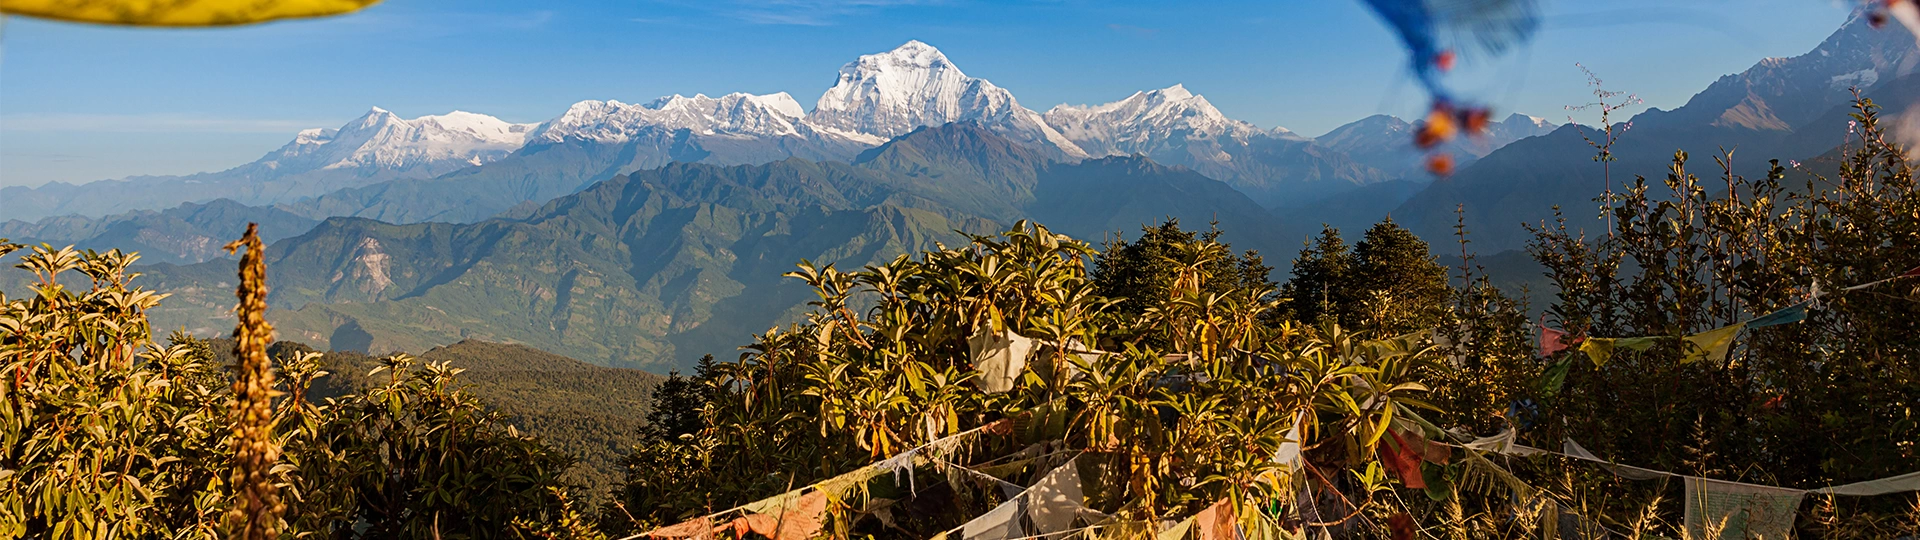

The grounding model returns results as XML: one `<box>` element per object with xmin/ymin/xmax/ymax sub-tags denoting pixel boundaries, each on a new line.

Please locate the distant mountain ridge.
<box><xmin>6</xmin><ymin>40</ymin><xmax>1555</xmax><ymax>225</ymax></box>
<box><xmin>1388</xmin><ymin>16</ymin><xmax>1919</xmax><ymax>252</ymax></box>
<box><xmin>1316</xmin><ymin>113</ymin><xmax>1557</xmax><ymax>177</ymax></box>
<box><xmin>1</xmin><ymin>109</ymin><xmax>536</xmax><ymax>222</ymax></box>
<box><xmin>0</xmin><ymin>199</ymin><xmax>318</xmax><ymax>265</ymax></box>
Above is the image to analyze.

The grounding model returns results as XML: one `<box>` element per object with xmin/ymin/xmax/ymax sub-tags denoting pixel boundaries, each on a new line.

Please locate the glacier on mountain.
<box><xmin>262</xmin><ymin>108</ymin><xmax>534</xmax><ymax>173</ymax></box>
<box><xmin>807</xmin><ymin>40</ymin><xmax>1088</xmax><ymax>158</ymax></box>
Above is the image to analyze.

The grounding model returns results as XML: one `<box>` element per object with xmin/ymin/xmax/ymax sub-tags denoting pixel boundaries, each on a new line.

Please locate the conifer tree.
<box><xmin>1351</xmin><ymin>218</ymin><xmax>1452</xmax><ymax>334</ymax></box>
<box><xmin>1281</xmin><ymin>225</ymin><xmax>1355</xmax><ymax>326</ymax></box>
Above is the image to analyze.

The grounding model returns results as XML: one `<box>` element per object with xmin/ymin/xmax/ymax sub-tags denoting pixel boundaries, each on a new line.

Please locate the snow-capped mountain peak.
<box><xmin>1043</xmin><ymin>84</ymin><xmax>1274</xmax><ymax>156</ymax></box>
<box><xmin>1501</xmin><ymin>113</ymin><xmax>1555</xmax><ymax>131</ymax></box>
<box><xmin>257</xmin><ymin>108</ymin><xmax>535</xmax><ymax>173</ymax></box>
<box><xmin>807</xmin><ymin>41</ymin><xmax>1087</xmax><ymax>157</ymax></box>
<box><xmin>530</xmin><ymin>91</ymin><xmax>811</xmax><ymax>144</ymax></box>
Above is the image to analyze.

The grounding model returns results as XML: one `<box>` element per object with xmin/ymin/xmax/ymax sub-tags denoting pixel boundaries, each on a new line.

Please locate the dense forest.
<box><xmin>1</xmin><ymin>100</ymin><xmax>1916</xmax><ymax>538</ymax></box>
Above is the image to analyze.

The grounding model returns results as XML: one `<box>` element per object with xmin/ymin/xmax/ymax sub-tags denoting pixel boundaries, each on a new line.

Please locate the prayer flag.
<box><xmin>1683</xmin><ymin>477</ymin><xmax>1804</xmax><ymax>540</ymax></box>
<box><xmin>1747</xmin><ymin>303</ymin><xmax>1809</xmax><ymax>328</ymax></box>
<box><xmin>1195</xmin><ymin>498</ymin><xmax>1238</xmax><ymax>540</ymax></box>
<box><xmin>642</xmin><ymin>516</ymin><xmax>714</xmax><ymax>540</ymax></box>
<box><xmin>1579</xmin><ymin>337</ymin><xmax>1655</xmax><ymax>366</ymax></box>
<box><xmin>1025</xmin><ymin>459</ymin><xmax>1087</xmax><ymax>534</ymax></box>
<box><xmin>1814</xmin><ymin>471</ymin><xmax>1920</xmax><ymax>496</ymax></box>
<box><xmin>969</xmin><ymin>330</ymin><xmax>1036</xmax><ymax>393</ymax></box>
<box><xmin>961</xmin><ymin>496</ymin><xmax>1023</xmax><ymax>540</ymax></box>
<box><xmin>1538</xmin><ymin>325</ymin><xmax>1571</xmax><ymax>357</ymax></box>
<box><xmin>1681</xmin><ymin>323</ymin><xmax>1744</xmax><ymax>364</ymax></box>
<box><xmin>1382</xmin><ymin>430</ymin><xmax>1427</xmax><ymax>489</ymax></box>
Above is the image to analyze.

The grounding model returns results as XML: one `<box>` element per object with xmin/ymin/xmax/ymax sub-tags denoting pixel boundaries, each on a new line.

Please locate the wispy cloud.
<box><xmin>651</xmin><ymin>0</ymin><xmax>942</xmax><ymax>26</ymax></box>
<box><xmin>1107</xmin><ymin>23</ymin><xmax>1158</xmax><ymax>38</ymax></box>
<box><xmin>0</xmin><ymin>113</ymin><xmax>332</xmax><ymax>134</ymax></box>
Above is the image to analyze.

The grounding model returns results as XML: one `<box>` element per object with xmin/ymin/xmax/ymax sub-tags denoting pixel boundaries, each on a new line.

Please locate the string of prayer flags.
<box><xmin>725</xmin><ymin>489</ymin><xmax>830</xmax><ymax>540</ymax></box>
<box><xmin>1680</xmin><ymin>322</ymin><xmax>1744</xmax><ymax>364</ymax></box>
<box><xmin>1842</xmin><ymin>264</ymin><xmax>1920</xmax><ymax>291</ymax></box>
<box><xmin>879</xmin><ymin>418</ymin><xmax>1013</xmax><ymax>497</ymax></box>
<box><xmin>1460</xmin><ymin>429</ymin><xmax>1544</xmax><ymax>457</ymax></box>
<box><xmin>1684</xmin><ymin>477</ymin><xmax>1804</xmax><ymax>540</ymax></box>
<box><xmin>1562</xmin><ymin>439</ymin><xmax>1669</xmax><ymax>481</ymax></box>
<box><xmin>954</xmin><ymin>457</ymin><xmax>1097</xmax><ymax>540</ymax></box>
<box><xmin>969</xmin><ymin>330</ymin><xmax>1037</xmax><ymax>393</ymax></box>
<box><xmin>1814</xmin><ymin>471</ymin><xmax>1920</xmax><ymax>496</ymax></box>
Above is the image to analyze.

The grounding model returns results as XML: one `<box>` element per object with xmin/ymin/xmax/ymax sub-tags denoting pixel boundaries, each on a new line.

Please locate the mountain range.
<box><xmin>5</xmin><ymin>40</ymin><xmax>1540</xmax><ymax>227</ymax></box>
<box><xmin>5</xmin><ymin>18</ymin><xmax>1909</xmax><ymax>373</ymax></box>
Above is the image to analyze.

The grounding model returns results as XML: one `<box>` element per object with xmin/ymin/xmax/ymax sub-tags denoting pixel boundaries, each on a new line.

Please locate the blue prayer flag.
<box><xmin>1748</xmin><ymin>303</ymin><xmax>1809</xmax><ymax>328</ymax></box>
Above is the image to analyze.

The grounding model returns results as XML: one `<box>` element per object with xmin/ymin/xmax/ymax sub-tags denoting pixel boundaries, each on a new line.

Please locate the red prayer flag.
<box><xmin>1539</xmin><ymin>325</ymin><xmax>1570</xmax><ymax>357</ymax></box>
<box><xmin>1382</xmin><ymin>430</ymin><xmax>1427</xmax><ymax>489</ymax></box>
<box><xmin>1903</xmin><ymin>266</ymin><xmax>1920</xmax><ymax>278</ymax></box>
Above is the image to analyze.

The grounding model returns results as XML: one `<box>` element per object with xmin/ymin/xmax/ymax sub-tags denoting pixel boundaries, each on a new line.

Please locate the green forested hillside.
<box><xmin>136</xmin><ymin>124</ymin><xmax>1292</xmax><ymax>372</ymax></box>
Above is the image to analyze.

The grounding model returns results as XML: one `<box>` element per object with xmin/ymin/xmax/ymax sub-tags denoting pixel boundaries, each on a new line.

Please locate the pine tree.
<box><xmin>1351</xmin><ymin>218</ymin><xmax>1451</xmax><ymax>334</ymax></box>
<box><xmin>1093</xmin><ymin>219</ymin><xmax>1273</xmax><ymax>317</ymax></box>
<box><xmin>1280</xmin><ymin>225</ymin><xmax>1354</xmax><ymax>325</ymax></box>
<box><xmin>639</xmin><ymin>355</ymin><xmax>713</xmax><ymax>442</ymax></box>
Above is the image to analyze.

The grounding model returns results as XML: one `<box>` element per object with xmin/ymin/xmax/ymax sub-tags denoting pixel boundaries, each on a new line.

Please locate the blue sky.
<box><xmin>0</xmin><ymin>0</ymin><xmax>1855</xmax><ymax>188</ymax></box>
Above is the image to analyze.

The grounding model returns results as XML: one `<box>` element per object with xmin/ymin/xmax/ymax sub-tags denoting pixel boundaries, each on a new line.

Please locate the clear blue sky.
<box><xmin>0</xmin><ymin>0</ymin><xmax>1854</xmax><ymax>188</ymax></box>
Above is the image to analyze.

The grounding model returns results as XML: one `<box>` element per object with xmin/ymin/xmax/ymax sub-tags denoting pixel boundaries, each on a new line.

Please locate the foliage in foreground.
<box><xmin>1524</xmin><ymin>97</ymin><xmax>1920</xmax><ymax>538</ymax></box>
<box><xmin>608</xmin><ymin>219</ymin><xmax>1503</xmax><ymax>537</ymax></box>
<box><xmin>0</xmin><ymin>242</ymin><xmax>593</xmax><ymax>538</ymax></box>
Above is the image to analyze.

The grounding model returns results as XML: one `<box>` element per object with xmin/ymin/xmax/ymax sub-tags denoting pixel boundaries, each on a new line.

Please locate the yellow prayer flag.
<box><xmin>1579</xmin><ymin>336</ymin><xmax>1660</xmax><ymax>366</ymax></box>
<box><xmin>1579</xmin><ymin>338</ymin><xmax>1615</xmax><ymax>366</ymax></box>
<box><xmin>1681</xmin><ymin>323</ymin><xmax>1744</xmax><ymax>364</ymax></box>
<box><xmin>0</xmin><ymin>0</ymin><xmax>379</xmax><ymax>27</ymax></box>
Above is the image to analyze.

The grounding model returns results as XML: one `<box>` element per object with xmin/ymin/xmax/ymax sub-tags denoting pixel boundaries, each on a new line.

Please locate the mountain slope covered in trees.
<box><xmin>136</xmin><ymin>124</ymin><xmax>1290</xmax><ymax>371</ymax></box>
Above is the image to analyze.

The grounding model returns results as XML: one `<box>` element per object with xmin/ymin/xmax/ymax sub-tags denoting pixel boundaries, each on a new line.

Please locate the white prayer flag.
<box><xmin>1684</xmin><ymin>477</ymin><xmax>1804</xmax><ymax>540</ymax></box>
